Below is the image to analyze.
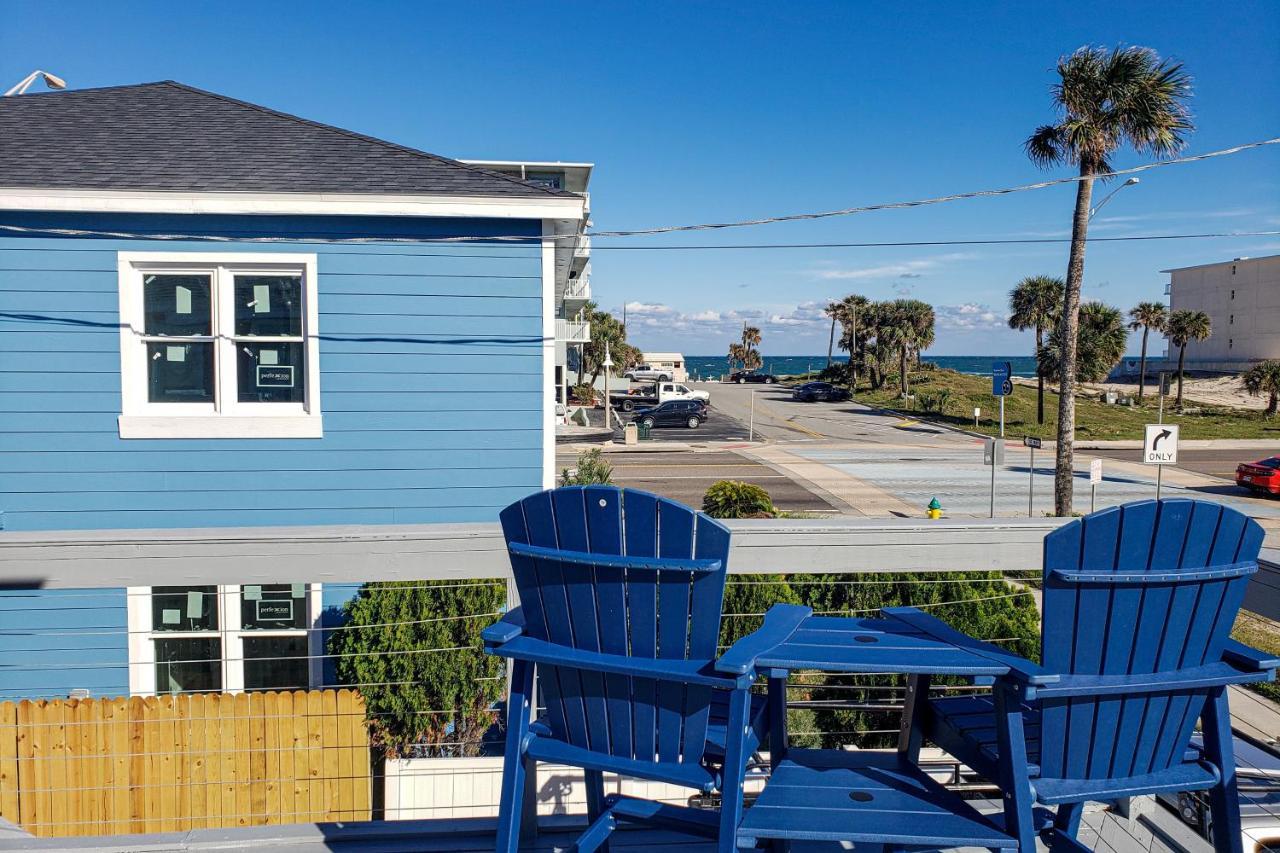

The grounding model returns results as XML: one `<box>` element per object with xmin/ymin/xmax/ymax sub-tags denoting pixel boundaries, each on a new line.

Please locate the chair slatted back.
<box><xmin>500</xmin><ymin>486</ymin><xmax>731</xmax><ymax>769</ymax></box>
<box><xmin>1039</xmin><ymin>498</ymin><xmax>1262</xmax><ymax>781</ymax></box>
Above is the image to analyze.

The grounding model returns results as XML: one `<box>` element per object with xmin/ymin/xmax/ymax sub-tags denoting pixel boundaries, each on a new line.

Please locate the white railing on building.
<box><xmin>555</xmin><ymin>318</ymin><xmax>590</xmax><ymax>344</ymax></box>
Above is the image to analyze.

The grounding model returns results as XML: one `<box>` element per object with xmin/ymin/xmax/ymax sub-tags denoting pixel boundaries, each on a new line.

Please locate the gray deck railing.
<box><xmin>0</xmin><ymin>517</ymin><xmax>1275</xmax><ymax>846</ymax></box>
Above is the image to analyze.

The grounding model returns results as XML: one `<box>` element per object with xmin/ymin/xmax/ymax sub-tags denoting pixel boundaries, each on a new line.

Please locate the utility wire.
<box><xmin>0</xmin><ymin>135</ymin><xmax>1274</xmax><ymax>245</ymax></box>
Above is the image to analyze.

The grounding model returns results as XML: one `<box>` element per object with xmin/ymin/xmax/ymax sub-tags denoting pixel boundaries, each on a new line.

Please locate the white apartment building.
<box><xmin>1164</xmin><ymin>254</ymin><xmax>1280</xmax><ymax>371</ymax></box>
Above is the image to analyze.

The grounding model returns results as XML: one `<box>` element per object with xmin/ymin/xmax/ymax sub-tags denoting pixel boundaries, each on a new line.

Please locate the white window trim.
<box><xmin>127</xmin><ymin>584</ymin><xmax>324</xmax><ymax>696</ymax></box>
<box><xmin>116</xmin><ymin>252</ymin><xmax>322</xmax><ymax>439</ymax></box>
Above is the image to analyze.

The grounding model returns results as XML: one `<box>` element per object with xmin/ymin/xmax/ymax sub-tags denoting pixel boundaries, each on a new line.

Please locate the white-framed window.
<box><xmin>116</xmin><ymin>252</ymin><xmax>322</xmax><ymax>439</ymax></box>
<box><xmin>126</xmin><ymin>584</ymin><xmax>324</xmax><ymax>695</ymax></box>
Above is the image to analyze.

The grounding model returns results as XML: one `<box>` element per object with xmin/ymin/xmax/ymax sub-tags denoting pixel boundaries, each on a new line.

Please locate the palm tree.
<box><xmin>836</xmin><ymin>294</ymin><xmax>869</xmax><ymax>388</ymax></box>
<box><xmin>1165</xmin><ymin>309</ymin><xmax>1211</xmax><ymax>410</ymax></box>
<box><xmin>1026</xmin><ymin>45</ymin><xmax>1193</xmax><ymax>516</ymax></box>
<box><xmin>824</xmin><ymin>302</ymin><xmax>840</xmax><ymax>369</ymax></box>
<box><xmin>1127</xmin><ymin>301</ymin><xmax>1167</xmax><ymax>401</ymax></box>
<box><xmin>1242</xmin><ymin>360</ymin><xmax>1280</xmax><ymax>417</ymax></box>
<box><xmin>727</xmin><ymin>341</ymin><xmax>746</xmax><ymax>372</ymax></box>
<box><xmin>1008</xmin><ymin>275</ymin><xmax>1064</xmax><ymax>424</ymax></box>
<box><xmin>1039</xmin><ymin>302</ymin><xmax>1128</xmax><ymax>384</ymax></box>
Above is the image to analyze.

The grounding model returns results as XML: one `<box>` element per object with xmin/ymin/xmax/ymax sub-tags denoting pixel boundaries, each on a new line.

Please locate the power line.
<box><xmin>584</xmin><ymin>230</ymin><xmax>1280</xmax><ymax>250</ymax></box>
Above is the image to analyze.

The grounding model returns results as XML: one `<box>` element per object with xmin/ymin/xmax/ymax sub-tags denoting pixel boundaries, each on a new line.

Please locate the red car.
<box><xmin>1236</xmin><ymin>456</ymin><xmax>1280</xmax><ymax>495</ymax></box>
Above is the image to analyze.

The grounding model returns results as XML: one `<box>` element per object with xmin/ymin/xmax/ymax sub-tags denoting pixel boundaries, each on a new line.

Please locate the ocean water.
<box><xmin>680</xmin><ymin>355</ymin><xmax>1040</xmax><ymax>380</ymax></box>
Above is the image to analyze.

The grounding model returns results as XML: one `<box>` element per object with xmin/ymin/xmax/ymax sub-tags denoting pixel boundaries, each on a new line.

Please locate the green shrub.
<box><xmin>329</xmin><ymin>579</ymin><xmax>506</xmax><ymax>757</ymax></box>
<box><xmin>559</xmin><ymin>448</ymin><xmax>614</xmax><ymax>486</ymax></box>
<box><xmin>570</xmin><ymin>382</ymin><xmax>597</xmax><ymax>405</ymax></box>
<box><xmin>702</xmin><ymin>480</ymin><xmax>776</xmax><ymax>519</ymax></box>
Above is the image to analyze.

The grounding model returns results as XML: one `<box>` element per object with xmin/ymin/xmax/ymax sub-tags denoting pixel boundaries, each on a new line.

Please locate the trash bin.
<box><xmin>623</xmin><ymin>422</ymin><xmax>638</xmax><ymax>446</ymax></box>
<box><xmin>636</xmin><ymin>421</ymin><xmax>652</xmax><ymax>441</ymax></box>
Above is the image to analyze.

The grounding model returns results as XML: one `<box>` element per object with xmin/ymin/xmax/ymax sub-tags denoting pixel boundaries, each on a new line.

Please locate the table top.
<box><xmin>744</xmin><ymin>615</ymin><xmax>1013</xmax><ymax>678</ymax></box>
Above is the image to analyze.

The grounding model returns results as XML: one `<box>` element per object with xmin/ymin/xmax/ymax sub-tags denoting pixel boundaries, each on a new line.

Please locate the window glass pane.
<box><xmin>237</xmin><ymin>342</ymin><xmax>305</xmax><ymax>403</ymax></box>
<box><xmin>241</xmin><ymin>584</ymin><xmax>309</xmax><ymax>630</ymax></box>
<box><xmin>155</xmin><ymin>637</ymin><xmax>221</xmax><ymax>694</ymax></box>
<box><xmin>147</xmin><ymin>342</ymin><xmax>214</xmax><ymax>403</ymax></box>
<box><xmin>234</xmin><ymin>275</ymin><xmax>303</xmax><ymax>337</ymax></box>
<box><xmin>243</xmin><ymin>635</ymin><xmax>309</xmax><ymax>692</ymax></box>
<box><xmin>144</xmin><ymin>274</ymin><xmax>212</xmax><ymax>336</ymax></box>
<box><xmin>151</xmin><ymin>586</ymin><xmax>218</xmax><ymax>632</ymax></box>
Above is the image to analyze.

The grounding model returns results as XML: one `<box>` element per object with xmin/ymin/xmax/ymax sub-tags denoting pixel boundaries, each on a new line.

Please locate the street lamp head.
<box><xmin>5</xmin><ymin>70</ymin><xmax>67</xmax><ymax>96</ymax></box>
<box><xmin>1124</xmin><ymin>177</ymin><xmax>1140</xmax><ymax>186</ymax></box>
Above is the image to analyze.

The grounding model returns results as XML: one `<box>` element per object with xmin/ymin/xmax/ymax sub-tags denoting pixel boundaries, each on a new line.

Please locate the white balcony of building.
<box><xmin>563</xmin><ymin>274</ymin><xmax>591</xmax><ymax>313</ymax></box>
<box><xmin>1</xmin><ymin>516</ymin><xmax>1274</xmax><ymax>850</ymax></box>
<box><xmin>556</xmin><ymin>317</ymin><xmax>591</xmax><ymax>344</ymax></box>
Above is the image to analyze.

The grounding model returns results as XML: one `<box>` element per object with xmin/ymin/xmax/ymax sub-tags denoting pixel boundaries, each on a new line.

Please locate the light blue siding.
<box><xmin>0</xmin><ymin>211</ymin><xmax>547</xmax><ymax>532</ymax></box>
<box><xmin>0</xmin><ymin>588</ymin><xmax>129</xmax><ymax>700</ymax></box>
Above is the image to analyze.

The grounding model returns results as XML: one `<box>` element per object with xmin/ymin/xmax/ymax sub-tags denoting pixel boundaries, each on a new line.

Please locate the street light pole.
<box><xmin>1089</xmin><ymin>177</ymin><xmax>1140</xmax><ymax>220</ymax></box>
<box><xmin>603</xmin><ymin>341</ymin><xmax>613</xmax><ymax>433</ymax></box>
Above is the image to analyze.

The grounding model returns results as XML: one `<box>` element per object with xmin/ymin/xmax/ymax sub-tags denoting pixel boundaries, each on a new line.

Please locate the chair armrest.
<box><xmin>481</xmin><ymin>607</ymin><xmax>526</xmax><ymax>649</ymax></box>
<box><xmin>716</xmin><ymin>604</ymin><xmax>812</xmax><ymax>676</ymax></box>
<box><xmin>883</xmin><ymin>606</ymin><xmax>1057</xmax><ymax>686</ymax></box>
<box><xmin>493</xmin><ymin>634</ymin><xmax>749</xmax><ymax>689</ymax></box>
<box><xmin>1222</xmin><ymin>639</ymin><xmax>1280</xmax><ymax>673</ymax></box>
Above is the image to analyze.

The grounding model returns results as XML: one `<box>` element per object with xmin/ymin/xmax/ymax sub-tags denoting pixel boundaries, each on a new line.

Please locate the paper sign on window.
<box><xmin>175</xmin><ymin>286</ymin><xmax>192</xmax><ymax>315</ymax></box>
<box><xmin>166</xmin><ymin>345</ymin><xmax>186</xmax><ymax>362</ymax></box>
<box><xmin>257</xmin><ymin>365</ymin><xmax>295</xmax><ymax>388</ymax></box>
<box><xmin>291</xmin><ymin>583</ymin><xmax>306</xmax><ymax>599</ymax></box>
<box><xmin>256</xmin><ymin>600</ymin><xmax>293</xmax><ymax>622</ymax></box>
<box><xmin>243</xmin><ymin>585</ymin><xmax>262</xmax><ymax>602</ymax></box>
<box><xmin>259</xmin><ymin>349</ymin><xmax>279</xmax><ymax>366</ymax></box>
<box><xmin>162</xmin><ymin>608</ymin><xmax>181</xmax><ymax>625</ymax></box>
<box><xmin>253</xmin><ymin>284</ymin><xmax>271</xmax><ymax>314</ymax></box>
<box><xmin>186</xmin><ymin>590</ymin><xmax>203</xmax><ymax>618</ymax></box>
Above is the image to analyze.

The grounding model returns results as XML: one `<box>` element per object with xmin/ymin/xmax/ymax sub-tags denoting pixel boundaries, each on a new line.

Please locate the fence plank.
<box><xmin>0</xmin><ymin>702</ymin><xmax>19</xmax><ymax>828</ymax></box>
<box><xmin>1</xmin><ymin>690</ymin><xmax>369</xmax><ymax>837</ymax></box>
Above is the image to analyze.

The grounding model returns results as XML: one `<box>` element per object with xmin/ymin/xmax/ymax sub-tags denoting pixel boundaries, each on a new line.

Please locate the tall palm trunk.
<box><xmin>1035</xmin><ymin>325</ymin><xmax>1045</xmax><ymax>425</ymax></box>
<box><xmin>826</xmin><ymin>316</ymin><xmax>836</xmax><ymax>369</ymax></box>
<box><xmin>1053</xmin><ymin>165</ymin><xmax>1095</xmax><ymax>517</ymax></box>
<box><xmin>1137</xmin><ymin>327</ymin><xmax>1150</xmax><ymax>401</ymax></box>
<box><xmin>1175</xmin><ymin>343</ymin><xmax>1186</xmax><ymax>410</ymax></box>
<box><xmin>899</xmin><ymin>346</ymin><xmax>909</xmax><ymax>397</ymax></box>
<box><xmin>849</xmin><ymin>307</ymin><xmax>859</xmax><ymax>390</ymax></box>
<box><xmin>1269</xmin><ymin>389</ymin><xmax>1277</xmax><ymax>417</ymax></box>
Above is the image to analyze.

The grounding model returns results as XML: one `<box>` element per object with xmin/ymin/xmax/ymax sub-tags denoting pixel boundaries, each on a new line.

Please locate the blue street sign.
<box><xmin>992</xmin><ymin>361</ymin><xmax>1013</xmax><ymax>397</ymax></box>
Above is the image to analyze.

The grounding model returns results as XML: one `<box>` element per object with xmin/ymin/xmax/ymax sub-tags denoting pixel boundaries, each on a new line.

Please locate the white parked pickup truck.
<box><xmin>610</xmin><ymin>382</ymin><xmax>710</xmax><ymax>412</ymax></box>
<box><xmin>623</xmin><ymin>364</ymin><xmax>674</xmax><ymax>382</ymax></box>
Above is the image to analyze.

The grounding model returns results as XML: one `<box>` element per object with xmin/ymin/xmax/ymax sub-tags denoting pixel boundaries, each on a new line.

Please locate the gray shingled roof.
<box><xmin>0</xmin><ymin>81</ymin><xmax>570</xmax><ymax>198</ymax></box>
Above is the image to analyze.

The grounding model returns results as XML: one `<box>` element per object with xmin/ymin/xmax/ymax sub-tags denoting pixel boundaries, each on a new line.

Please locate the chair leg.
<box><xmin>1042</xmin><ymin>801</ymin><xmax>1086</xmax><ymax>851</ymax></box>
<box><xmin>717</xmin><ymin>686</ymin><xmax>753</xmax><ymax>853</ymax></box>
<box><xmin>584</xmin><ymin>769</ymin><xmax>608</xmax><ymax>853</ymax></box>
<box><xmin>992</xmin><ymin>683</ymin><xmax>1037</xmax><ymax>852</ymax></box>
<box><xmin>897</xmin><ymin>674</ymin><xmax>931</xmax><ymax>763</ymax></box>
<box><xmin>496</xmin><ymin>659</ymin><xmax>534</xmax><ymax>853</ymax></box>
<box><xmin>1202</xmin><ymin>686</ymin><xmax>1245</xmax><ymax>853</ymax></box>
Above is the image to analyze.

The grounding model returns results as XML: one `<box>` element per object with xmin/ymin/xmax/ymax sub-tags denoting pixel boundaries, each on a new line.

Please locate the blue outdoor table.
<box><xmin>717</xmin><ymin>609</ymin><xmax>1021</xmax><ymax>851</ymax></box>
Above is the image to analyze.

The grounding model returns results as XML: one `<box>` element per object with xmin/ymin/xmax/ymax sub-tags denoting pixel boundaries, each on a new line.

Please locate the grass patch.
<box><xmin>851</xmin><ymin>368</ymin><xmax>1280</xmax><ymax>441</ymax></box>
<box><xmin>1232</xmin><ymin>614</ymin><xmax>1280</xmax><ymax>703</ymax></box>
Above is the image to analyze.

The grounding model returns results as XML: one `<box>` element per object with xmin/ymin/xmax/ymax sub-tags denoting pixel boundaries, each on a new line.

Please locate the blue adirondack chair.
<box><xmin>482</xmin><ymin>486</ymin><xmax>767</xmax><ymax>853</ymax></box>
<box><xmin>889</xmin><ymin>498</ymin><xmax>1279</xmax><ymax>852</ymax></box>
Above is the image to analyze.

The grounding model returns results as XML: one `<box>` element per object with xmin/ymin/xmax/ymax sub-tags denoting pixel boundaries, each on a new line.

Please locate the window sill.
<box><xmin>118</xmin><ymin>415</ymin><xmax>324</xmax><ymax>439</ymax></box>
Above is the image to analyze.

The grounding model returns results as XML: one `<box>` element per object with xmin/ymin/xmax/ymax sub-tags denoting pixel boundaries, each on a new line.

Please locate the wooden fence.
<box><xmin>0</xmin><ymin>689</ymin><xmax>371</xmax><ymax>837</ymax></box>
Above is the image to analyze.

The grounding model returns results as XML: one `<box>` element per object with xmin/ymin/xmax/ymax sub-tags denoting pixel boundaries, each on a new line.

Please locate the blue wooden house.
<box><xmin>0</xmin><ymin>82</ymin><xmax>588</xmax><ymax>699</ymax></box>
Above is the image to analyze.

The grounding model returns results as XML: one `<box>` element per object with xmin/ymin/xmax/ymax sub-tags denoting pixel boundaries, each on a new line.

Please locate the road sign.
<box><xmin>992</xmin><ymin>361</ymin><xmax>1013</xmax><ymax>397</ymax></box>
<box><xmin>1090</xmin><ymin>458</ymin><xmax>1103</xmax><ymax>484</ymax></box>
<box><xmin>984</xmin><ymin>438</ymin><xmax>1006</xmax><ymax>465</ymax></box>
<box><xmin>1022</xmin><ymin>436</ymin><xmax>1042</xmax><ymax>449</ymax></box>
<box><xmin>1143</xmin><ymin>423</ymin><xmax>1179</xmax><ymax>465</ymax></box>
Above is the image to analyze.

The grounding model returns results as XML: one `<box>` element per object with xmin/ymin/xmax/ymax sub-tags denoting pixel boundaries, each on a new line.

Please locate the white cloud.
<box><xmin>811</xmin><ymin>252</ymin><xmax>978</xmax><ymax>281</ymax></box>
<box><xmin>623</xmin><ymin>301</ymin><xmax>674</xmax><ymax>316</ymax></box>
<box><xmin>936</xmin><ymin>303</ymin><xmax>1008</xmax><ymax>331</ymax></box>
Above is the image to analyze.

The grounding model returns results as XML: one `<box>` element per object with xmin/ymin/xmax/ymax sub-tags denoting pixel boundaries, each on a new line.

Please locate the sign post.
<box><xmin>984</xmin><ymin>438</ymin><xmax>1005</xmax><ymax>518</ymax></box>
<box><xmin>1089</xmin><ymin>458</ymin><xmax>1103</xmax><ymax>514</ymax></box>
<box><xmin>973</xmin><ymin>407</ymin><xmax>980</xmax><ymax>429</ymax></box>
<box><xmin>1143</xmin><ymin>422</ymin><xmax>1179</xmax><ymax>500</ymax></box>
<box><xmin>1023</xmin><ymin>436</ymin><xmax>1042</xmax><ymax>517</ymax></box>
<box><xmin>992</xmin><ymin>361</ymin><xmax>1013</xmax><ymax>438</ymax></box>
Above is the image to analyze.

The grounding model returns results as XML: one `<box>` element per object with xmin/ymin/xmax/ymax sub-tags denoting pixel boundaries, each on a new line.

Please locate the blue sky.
<box><xmin>4</xmin><ymin>1</ymin><xmax>1278</xmax><ymax>355</ymax></box>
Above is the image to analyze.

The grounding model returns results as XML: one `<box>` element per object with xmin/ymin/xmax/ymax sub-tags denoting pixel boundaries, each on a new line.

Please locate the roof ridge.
<box><xmin>160</xmin><ymin>81</ymin><xmax>569</xmax><ymax>197</ymax></box>
<box><xmin>0</xmin><ymin>80</ymin><xmax>177</xmax><ymax>100</ymax></box>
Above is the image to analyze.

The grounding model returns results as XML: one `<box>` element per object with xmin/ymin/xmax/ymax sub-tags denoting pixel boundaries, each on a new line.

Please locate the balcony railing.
<box><xmin>555</xmin><ymin>318</ymin><xmax>590</xmax><ymax>344</ymax></box>
<box><xmin>0</xmin><ymin>517</ymin><xmax>1275</xmax><ymax>850</ymax></box>
<box><xmin>563</xmin><ymin>275</ymin><xmax>591</xmax><ymax>306</ymax></box>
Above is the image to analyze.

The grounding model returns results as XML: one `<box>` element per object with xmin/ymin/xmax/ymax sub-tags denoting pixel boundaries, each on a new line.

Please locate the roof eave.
<box><xmin>0</xmin><ymin>186</ymin><xmax>586</xmax><ymax>221</ymax></box>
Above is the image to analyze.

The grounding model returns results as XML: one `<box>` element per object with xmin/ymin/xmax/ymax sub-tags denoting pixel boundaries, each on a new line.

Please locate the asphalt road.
<box><xmin>554</xmin><ymin>449</ymin><xmax>838</xmax><ymax>513</ymax></box>
<box><xmin>606</xmin><ymin>405</ymin><xmax>751</xmax><ymax>443</ymax></box>
<box><xmin>1086</xmin><ymin>447</ymin><xmax>1276</xmax><ymax>481</ymax></box>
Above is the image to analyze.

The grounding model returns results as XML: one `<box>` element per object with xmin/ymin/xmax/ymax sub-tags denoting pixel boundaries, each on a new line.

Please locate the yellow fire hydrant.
<box><xmin>927</xmin><ymin>497</ymin><xmax>943</xmax><ymax>520</ymax></box>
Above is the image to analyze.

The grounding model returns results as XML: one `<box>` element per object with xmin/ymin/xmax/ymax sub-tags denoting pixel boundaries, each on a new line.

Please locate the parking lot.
<box><xmin>605</xmin><ymin>403</ymin><xmax>753</xmax><ymax>444</ymax></box>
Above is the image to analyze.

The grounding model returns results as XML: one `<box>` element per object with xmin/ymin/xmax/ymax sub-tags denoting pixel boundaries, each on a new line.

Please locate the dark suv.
<box><xmin>729</xmin><ymin>371</ymin><xmax>776</xmax><ymax>384</ymax></box>
<box><xmin>791</xmin><ymin>381</ymin><xmax>851</xmax><ymax>403</ymax></box>
<box><xmin>632</xmin><ymin>400</ymin><xmax>709</xmax><ymax>429</ymax></box>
